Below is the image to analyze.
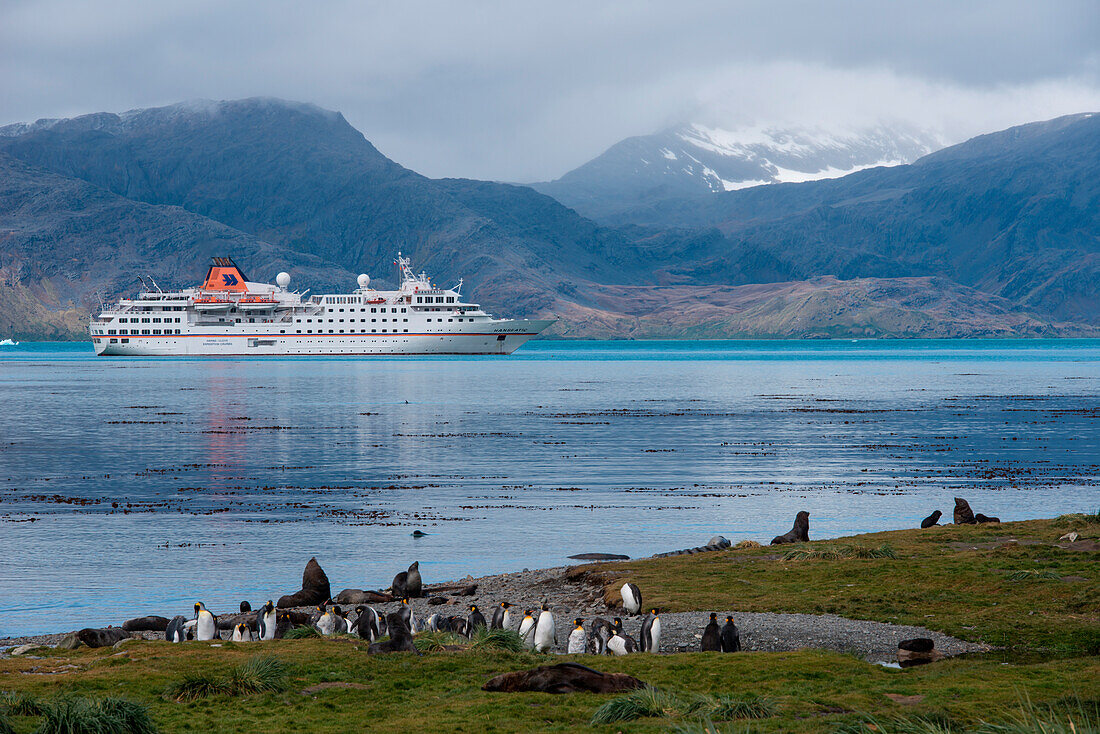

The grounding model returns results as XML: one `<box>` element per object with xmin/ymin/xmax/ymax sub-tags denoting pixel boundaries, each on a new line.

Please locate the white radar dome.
<box><xmin>275</xmin><ymin>272</ymin><xmax>291</xmax><ymax>289</ymax></box>
<box><xmin>357</xmin><ymin>273</ymin><xmax>371</xmax><ymax>289</ymax></box>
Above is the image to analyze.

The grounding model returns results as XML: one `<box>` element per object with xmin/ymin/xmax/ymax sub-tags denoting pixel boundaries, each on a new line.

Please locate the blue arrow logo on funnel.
<box><xmin>222</xmin><ymin>273</ymin><xmax>239</xmax><ymax>286</ymax></box>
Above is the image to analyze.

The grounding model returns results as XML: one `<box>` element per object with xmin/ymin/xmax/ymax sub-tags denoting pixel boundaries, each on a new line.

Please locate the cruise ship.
<box><xmin>89</xmin><ymin>255</ymin><xmax>554</xmax><ymax>356</ymax></box>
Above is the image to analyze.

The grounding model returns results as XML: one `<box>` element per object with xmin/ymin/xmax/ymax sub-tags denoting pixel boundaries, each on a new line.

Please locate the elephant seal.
<box><xmin>770</xmin><ymin>511</ymin><xmax>810</xmax><ymax>544</ymax></box>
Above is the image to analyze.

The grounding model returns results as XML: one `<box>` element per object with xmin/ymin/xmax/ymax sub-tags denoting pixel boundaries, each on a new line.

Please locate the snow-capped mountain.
<box><xmin>531</xmin><ymin>122</ymin><xmax>944</xmax><ymax>220</ymax></box>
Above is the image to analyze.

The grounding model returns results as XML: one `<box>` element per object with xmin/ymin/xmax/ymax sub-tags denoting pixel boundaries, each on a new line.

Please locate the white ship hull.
<box><xmin>93</xmin><ymin>321</ymin><xmax>551</xmax><ymax>356</ymax></box>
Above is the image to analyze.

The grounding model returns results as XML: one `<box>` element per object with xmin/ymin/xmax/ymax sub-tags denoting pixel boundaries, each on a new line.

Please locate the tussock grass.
<box><xmin>1007</xmin><ymin>569</ymin><xmax>1062</xmax><ymax>582</ymax></box>
<box><xmin>0</xmin><ymin>713</ymin><xmax>12</xmax><ymax>734</ymax></box>
<box><xmin>783</xmin><ymin>543</ymin><xmax>898</xmax><ymax>561</ymax></box>
<box><xmin>282</xmin><ymin>625</ymin><xmax>320</xmax><ymax>639</ymax></box>
<box><xmin>702</xmin><ymin>693</ymin><xmax>777</xmax><ymax>720</ymax></box>
<box><xmin>0</xmin><ymin>689</ymin><xmax>42</xmax><ymax>716</ymax></box>
<box><xmin>835</xmin><ymin>698</ymin><xmax>1099</xmax><ymax>734</ymax></box>
<box><xmin>414</xmin><ymin>631</ymin><xmax>465</xmax><ymax>653</ymax></box>
<box><xmin>165</xmin><ymin>674</ymin><xmax>232</xmax><ymax>702</ymax></box>
<box><xmin>468</xmin><ymin>627</ymin><xmax>525</xmax><ymax>653</ymax></box>
<box><xmin>590</xmin><ymin>686</ymin><xmax>683</xmax><ymax>724</ymax></box>
<box><xmin>1054</xmin><ymin>510</ymin><xmax>1100</xmax><ymax>526</ymax></box>
<box><xmin>590</xmin><ymin>688</ymin><xmax>777</xmax><ymax>725</ymax></box>
<box><xmin>36</xmin><ymin>696</ymin><xmax>156</xmax><ymax>734</ymax></box>
<box><xmin>672</xmin><ymin>720</ymin><xmax>755</xmax><ymax>734</ymax></box>
<box><xmin>165</xmin><ymin>656</ymin><xmax>287</xmax><ymax>701</ymax></box>
<box><xmin>226</xmin><ymin>656</ymin><xmax>288</xmax><ymax>695</ymax></box>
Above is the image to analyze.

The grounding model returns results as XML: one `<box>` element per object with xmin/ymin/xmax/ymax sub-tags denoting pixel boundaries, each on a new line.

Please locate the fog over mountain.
<box><xmin>531</xmin><ymin>122</ymin><xmax>943</xmax><ymax>221</ymax></box>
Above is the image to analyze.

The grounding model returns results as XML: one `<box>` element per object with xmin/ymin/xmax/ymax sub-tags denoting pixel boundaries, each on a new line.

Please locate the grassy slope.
<box><xmin>1</xmin><ymin>642</ymin><xmax>1097</xmax><ymax>733</ymax></box>
<box><xmin>2</xmin><ymin>517</ymin><xmax>1097</xmax><ymax>733</ymax></box>
<box><xmin>577</xmin><ymin>517</ymin><xmax>1100</xmax><ymax>655</ymax></box>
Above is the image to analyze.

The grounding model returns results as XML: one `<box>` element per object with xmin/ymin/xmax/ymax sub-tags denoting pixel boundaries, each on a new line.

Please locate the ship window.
<box><xmin>403</xmin><ymin>318</ymin><xmax>408</xmax><ymax>322</ymax></box>
<box><xmin>447</xmin><ymin>297</ymin><xmax>454</xmax><ymax>303</ymax></box>
<box><xmin>401</xmin><ymin>308</ymin><xmax>406</xmax><ymax>313</ymax></box>
<box><xmin>296</xmin><ymin>330</ymin><xmax>301</xmax><ymax>334</ymax></box>
<box><xmin>371</xmin><ymin>329</ymin><xmax>376</xmax><ymax>333</ymax></box>
<box><xmin>371</xmin><ymin>318</ymin><xmax>376</xmax><ymax>322</ymax></box>
<box><xmin>121</xmin><ymin>338</ymin><xmax>128</xmax><ymax>343</ymax></box>
<box><xmin>152</xmin><ymin>317</ymin><xmax>160</xmax><ymax>323</ymax></box>
<box><xmin>339</xmin><ymin>308</ymin><xmax>344</xmax><ymax>312</ymax></box>
<box><xmin>142</xmin><ymin>318</ymin><xmax>150</xmax><ymax>323</ymax></box>
<box><xmin>371</xmin><ymin>308</ymin><xmax>377</xmax><ymax>313</ymax></box>
<box><xmin>153</xmin><ymin>329</ymin><xmax>161</xmax><ymax>335</ymax></box>
<box><xmin>108</xmin><ymin>330</ymin><xmax>116</xmax><ymax>335</ymax></box>
<box><xmin>306</xmin><ymin>319</ymin><xmax>312</xmax><ymax>323</ymax></box>
<box><xmin>110</xmin><ymin>338</ymin><xmax>118</xmax><ymax>344</ymax></box>
<box><xmin>142</xmin><ymin>329</ymin><xmax>150</xmax><ymax>335</ymax></box>
<box><xmin>307</xmin><ymin>330</ymin><xmax>312</xmax><ymax>334</ymax></box>
<box><xmin>448</xmin><ymin>318</ymin><xmax>453</xmax><ymax>322</ymax></box>
<box><xmin>404</xmin><ymin>329</ymin><xmax>408</xmax><ymax>333</ymax></box>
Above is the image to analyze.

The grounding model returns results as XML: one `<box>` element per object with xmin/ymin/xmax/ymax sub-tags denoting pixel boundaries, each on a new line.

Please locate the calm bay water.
<box><xmin>1</xmin><ymin>339</ymin><xmax>1097</xmax><ymax>637</ymax></box>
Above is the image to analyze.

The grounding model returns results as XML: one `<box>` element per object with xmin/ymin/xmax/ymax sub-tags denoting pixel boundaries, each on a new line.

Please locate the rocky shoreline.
<box><xmin>0</xmin><ymin>552</ymin><xmax>989</xmax><ymax>662</ymax></box>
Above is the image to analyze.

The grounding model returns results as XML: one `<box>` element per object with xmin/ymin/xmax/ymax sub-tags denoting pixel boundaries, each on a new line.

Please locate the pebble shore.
<box><xmin>0</xmin><ymin>563</ymin><xmax>988</xmax><ymax>661</ymax></box>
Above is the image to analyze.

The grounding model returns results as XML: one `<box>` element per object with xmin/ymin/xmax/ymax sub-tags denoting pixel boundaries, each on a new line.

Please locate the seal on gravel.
<box><xmin>483</xmin><ymin>663</ymin><xmax>645</xmax><ymax>694</ymax></box>
<box><xmin>953</xmin><ymin>498</ymin><xmax>976</xmax><ymax>525</ymax></box>
<box><xmin>770</xmin><ymin>511</ymin><xmax>810</xmax><ymax>544</ymax></box>
<box><xmin>920</xmin><ymin>510</ymin><xmax>942</xmax><ymax>528</ymax></box>
<box><xmin>277</xmin><ymin>557</ymin><xmax>332</xmax><ymax>608</ymax></box>
<box><xmin>122</xmin><ymin>615</ymin><xmax>169</xmax><ymax>632</ymax></box>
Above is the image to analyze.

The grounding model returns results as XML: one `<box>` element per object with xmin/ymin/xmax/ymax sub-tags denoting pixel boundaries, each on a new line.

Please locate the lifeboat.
<box><xmin>193</xmin><ymin>296</ymin><xmax>232</xmax><ymax>311</ymax></box>
<box><xmin>238</xmin><ymin>295</ymin><xmax>278</xmax><ymax>310</ymax></box>
<box><xmin>365</xmin><ymin>297</ymin><xmax>386</xmax><ymax>304</ymax></box>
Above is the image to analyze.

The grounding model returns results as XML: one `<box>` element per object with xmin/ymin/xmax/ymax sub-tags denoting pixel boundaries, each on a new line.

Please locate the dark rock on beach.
<box><xmin>483</xmin><ymin>663</ymin><xmax>646</xmax><ymax>694</ymax></box>
<box><xmin>277</xmin><ymin>557</ymin><xmax>331</xmax><ymax>608</ymax></box>
<box><xmin>771</xmin><ymin>511</ymin><xmax>810</xmax><ymax>545</ymax></box>
<box><xmin>121</xmin><ymin>615</ymin><xmax>169</xmax><ymax>632</ymax></box>
<box><xmin>898</xmin><ymin>637</ymin><xmax>936</xmax><ymax>653</ymax></box>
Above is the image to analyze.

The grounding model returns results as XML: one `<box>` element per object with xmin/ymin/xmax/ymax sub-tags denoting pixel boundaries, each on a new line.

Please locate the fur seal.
<box><xmin>367</xmin><ymin>613</ymin><xmax>419</xmax><ymax>655</ymax></box>
<box><xmin>975</xmin><ymin>513</ymin><xmax>1000</xmax><ymax>524</ymax></box>
<box><xmin>770</xmin><ymin>511</ymin><xmax>810</xmax><ymax>544</ymax></box>
<box><xmin>953</xmin><ymin>497</ymin><xmax>976</xmax><ymax>525</ymax></box>
<box><xmin>920</xmin><ymin>510</ymin><xmax>942</xmax><ymax>528</ymax></box>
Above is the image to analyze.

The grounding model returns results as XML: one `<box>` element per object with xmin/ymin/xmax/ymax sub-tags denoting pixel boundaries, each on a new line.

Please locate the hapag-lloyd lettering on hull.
<box><xmin>91</xmin><ymin>254</ymin><xmax>554</xmax><ymax>356</ymax></box>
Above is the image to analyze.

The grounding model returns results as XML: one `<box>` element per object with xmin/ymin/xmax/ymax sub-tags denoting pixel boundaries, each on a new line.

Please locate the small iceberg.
<box><xmin>0</xmin><ymin>339</ymin><xmax>18</xmax><ymax>346</ymax></box>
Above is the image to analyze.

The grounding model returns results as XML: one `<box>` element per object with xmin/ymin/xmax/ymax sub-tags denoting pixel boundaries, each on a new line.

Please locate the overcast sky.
<box><xmin>2</xmin><ymin>0</ymin><xmax>1098</xmax><ymax>180</ymax></box>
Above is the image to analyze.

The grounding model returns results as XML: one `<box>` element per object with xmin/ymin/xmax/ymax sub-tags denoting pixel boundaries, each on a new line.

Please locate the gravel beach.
<box><xmin>0</xmin><ymin>562</ymin><xmax>989</xmax><ymax>661</ymax></box>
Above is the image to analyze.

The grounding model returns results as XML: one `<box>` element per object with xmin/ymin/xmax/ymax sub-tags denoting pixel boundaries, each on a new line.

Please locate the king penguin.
<box><xmin>720</xmin><ymin>615</ymin><xmax>741</xmax><ymax>652</ymax></box>
<box><xmin>316</xmin><ymin>606</ymin><xmax>337</xmax><ymax>635</ymax></box>
<box><xmin>639</xmin><ymin>608</ymin><xmax>661</xmax><ymax>653</ymax></box>
<box><xmin>606</xmin><ymin>627</ymin><xmax>637</xmax><ymax>655</ymax></box>
<box><xmin>468</xmin><ymin>604</ymin><xmax>486</xmax><ymax>633</ymax></box>
<box><xmin>165</xmin><ymin>615</ymin><xmax>188</xmax><ymax>643</ymax></box>
<box><xmin>232</xmin><ymin>622</ymin><xmax>252</xmax><ymax>642</ymax></box>
<box><xmin>398</xmin><ymin>598</ymin><xmax>418</xmax><ymax>634</ymax></box>
<box><xmin>491</xmin><ymin>601</ymin><xmax>513</xmax><ymax>630</ymax></box>
<box><xmin>517</xmin><ymin>609</ymin><xmax>537</xmax><ymax>648</ymax></box>
<box><xmin>533</xmin><ymin>602</ymin><xmax>557</xmax><ymax>653</ymax></box>
<box><xmin>256</xmin><ymin>600</ymin><xmax>277</xmax><ymax>641</ymax></box>
<box><xmin>588</xmin><ymin>617</ymin><xmax>612</xmax><ymax>654</ymax></box>
<box><xmin>333</xmin><ymin>606</ymin><xmax>349</xmax><ymax>634</ymax></box>
<box><xmin>620</xmin><ymin>582</ymin><xmax>642</xmax><ymax>615</ymax></box>
<box><xmin>567</xmin><ymin>618</ymin><xmax>587</xmax><ymax>654</ymax></box>
<box><xmin>190</xmin><ymin>602</ymin><xmax>217</xmax><ymax>641</ymax></box>
<box><xmin>701</xmin><ymin>612</ymin><xmax>721</xmax><ymax>651</ymax></box>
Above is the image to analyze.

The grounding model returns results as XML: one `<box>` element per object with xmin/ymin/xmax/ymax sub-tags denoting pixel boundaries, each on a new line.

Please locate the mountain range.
<box><xmin>531</xmin><ymin>122</ymin><xmax>941</xmax><ymax>221</ymax></box>
<box><xmin>0</xmin><ymin>99</ymin><xmax>1097</xmax><ymax>340</ymax></box>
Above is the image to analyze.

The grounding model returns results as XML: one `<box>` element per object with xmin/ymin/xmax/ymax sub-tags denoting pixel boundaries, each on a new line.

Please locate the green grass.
<box><xmin>1</xmin><ymin>518</ymin><xmax>1097</xmax><ymax>733</ymax></box>
<box><xmin>164</xmin><ymin>655</ymin><xmax>288</xmax><ymax>701</ymax></box>
<box><xmin>34</xmin><ymin>695</ymin><xmax>156</xmax><ymax>734</ymax></box>
<box><xmin>590</xmin><ymin>688</ymin><xmax>777</xmax><ymax>725</ymax></box>
<box><xmin>282</xmin><ymin>625</ymin><xmax>321</xmax><ymax>639</ymax></box>
<box><xmin>578</xmin><ymin>517</ymin><xmax>1100</xmax><ymax>655</ymax></box>
<box><xmin>782</xmin><ymin>543</ymin><xmax>898</xmax><ymax>561</ymax></box>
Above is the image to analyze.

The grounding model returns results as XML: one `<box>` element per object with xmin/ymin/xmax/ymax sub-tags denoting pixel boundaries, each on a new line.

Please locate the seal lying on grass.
<box><xmin>483</xmin><ymin>663</ymin><xmax>645</xmax><ymax>694</ymax></box>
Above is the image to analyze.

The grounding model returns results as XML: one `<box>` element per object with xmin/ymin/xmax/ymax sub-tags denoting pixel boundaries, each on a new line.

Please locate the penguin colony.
<box><xmin>164</xmin><ymin>578</ymin><xmax>745</xmax><ymax>655</ymax></box>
